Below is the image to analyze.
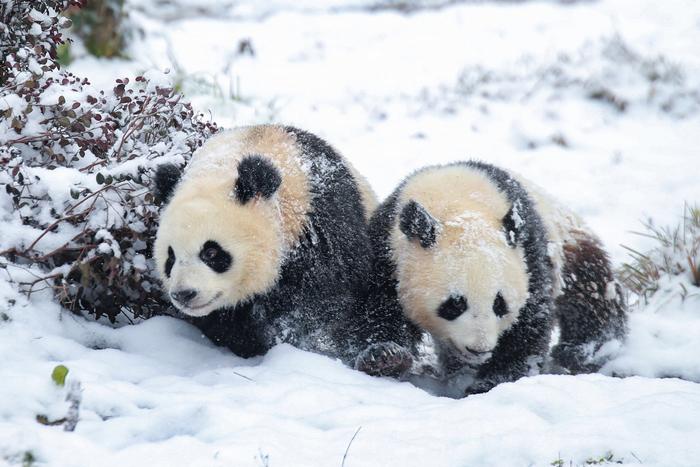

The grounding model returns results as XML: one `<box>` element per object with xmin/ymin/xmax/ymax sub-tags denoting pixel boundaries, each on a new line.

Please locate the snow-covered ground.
<box><xmin>2</xmin><ymin>280</ymin><xmax>699</xmax><ymax>467</ymax></box>
<box><xmin>2</xmin><ymin>0</ymin><xmax>700</xmax><ymax>465</ymax></box>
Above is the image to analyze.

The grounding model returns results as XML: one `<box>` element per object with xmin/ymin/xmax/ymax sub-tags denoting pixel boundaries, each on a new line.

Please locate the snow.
<box><xmin>2</xmin><ymin>0</ymin><xmax>700</xmax><ymax>465</ymax></box>
<box><xmin>1</xmin><ymin>286</ymin><xmax>699</xmax><ymax>466</ymax></box>
<box><xmin>602</xmin><ymin>277</ymin><xmax>700</xmax><ymax>382</ymax></box>
<box><xmin>0</xmin><ymin>94</ymin><xmax>26</xmax><ymax>117</ymax></box>
<box><xmin>28</xmin><ymin>22</ymin><xmax>42</xmax><ymax>36</ymax></box>
<box><xmin>95</xmin><ymin>230</ymin><xmax>121</xmax><ymax>258</ymax></box>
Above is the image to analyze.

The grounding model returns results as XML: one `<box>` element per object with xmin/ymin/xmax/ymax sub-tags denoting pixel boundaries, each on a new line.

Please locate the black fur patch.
<box><xmin>502</xmin><ymin>201</ymin><xmax>523</xmax><ymax>248</ymax></box>
<box><xmin>492</xmin><ymin>292</ymin><xmax>508</xmax><ymax>317</ymax></box>
<box><xmin>234</xmin><ymin>154</ymin><xmax>282</xmax><ymax>204</ymax></box>
<box><xmin>399</xmin><ymin>200</ymin><xmax>438</xmax><ymax>248</ymax></box>
<box><xmin>551</xmin><ymin>232</ymin><xmax>627</xmax><ymax>374</ymax></box>
<box><xmin>199</xmin><ymin>240</ymin><xmax>233</xmax><ymax>273</ymax></box>
<box><xmin>438</xmin><ymin>295</ymin><xmax>468</xmax><ymax>321</ymax></box>
<box><xmin>154</xmin><ymin>163</ymin><xmax>182</xmax><ymax>204</ymax></box>
<box><xmin>165</xmin><ymin>246</ymin><xmax>175</xmax><ymax>278</ymax></box>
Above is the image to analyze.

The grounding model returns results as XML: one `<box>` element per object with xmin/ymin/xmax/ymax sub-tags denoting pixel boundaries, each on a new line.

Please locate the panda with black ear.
<box><xmin>355</xmin><ymin>161</ymin><xmax>627</xmax><ymax>395</ymax></box>
<box><xmin>153</xmin><ymin>124</ymin><xmax>378</xmax><ymax>361</ymax></box>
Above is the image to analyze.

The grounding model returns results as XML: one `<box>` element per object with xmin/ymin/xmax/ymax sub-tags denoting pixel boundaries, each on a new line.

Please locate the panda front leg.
<box><xmin>552</xmin><ymin>232</ymin><xmax>627</xmax><ymax>374</ymax></box>
<box><xmin>464</xmin><ymin>299</ymin><xmax>554</xmax><ymax>396</ymax></box>
<box><xmin>351</xmin><ymin>284</ymin><xmax>422</xmax><ymax>378</ymax></box>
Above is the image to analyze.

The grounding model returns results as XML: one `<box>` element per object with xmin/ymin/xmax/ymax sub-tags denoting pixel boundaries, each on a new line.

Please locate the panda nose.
<box><xmin>171</xmin><ymin>289</ymin><xmax>198</xmax><ymax>305</ymax></box>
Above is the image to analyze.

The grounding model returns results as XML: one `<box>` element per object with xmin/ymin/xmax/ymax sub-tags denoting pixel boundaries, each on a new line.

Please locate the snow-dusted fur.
<box><xmin>356</xmin><ymin>161</ymin><xmax>627</xmax><ymax>394</ymax></box>
<box><xmin>154</xmin><ymin>125</ymin><xmax>376</xmax><ymax>361</ymax></box>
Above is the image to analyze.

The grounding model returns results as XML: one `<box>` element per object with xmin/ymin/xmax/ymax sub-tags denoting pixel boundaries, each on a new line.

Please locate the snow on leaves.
<box><xmin>0</xmin><ymin>0</ymin><xmax>218</xmax><ymax>322</ymax></box>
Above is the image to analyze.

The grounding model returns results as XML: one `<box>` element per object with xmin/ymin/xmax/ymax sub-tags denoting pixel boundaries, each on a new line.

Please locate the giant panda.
<box><xmin>355</xmin><ymin>161</ymin><xmax>627</xmax><ymax>395</ymax></box>
<box><xmin>153</xmin><ymin>124</ymin><xmax>377</xmax><ymax>362</ymax></box>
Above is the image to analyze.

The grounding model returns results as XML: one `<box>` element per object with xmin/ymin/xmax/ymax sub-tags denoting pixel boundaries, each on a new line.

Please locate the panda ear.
<box><xmin>399</xmin><ymin>200</ymin><xmax>439</xmax><ymax>248</ymax></box>
<box><xmin>234</xmin><ymin>155</ymin><xmax>282</xmax><ymax>204</ymax></box>
<box><xmin>154</xmin><ymin>163</ymin><xmax>182</xmax><ymax>204</ymax></box>
<box><xmin>502</xmin><ymin>200</ymin><xmax>524</xmax><ymax>248</ymax></box>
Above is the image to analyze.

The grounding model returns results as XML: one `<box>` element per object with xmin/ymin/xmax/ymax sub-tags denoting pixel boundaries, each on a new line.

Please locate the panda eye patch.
<box><xmin>438</xmin><ymin>295</ymin><xmax>468</xmax><ymax>321</ymax></box>
<box><xmin>493</xmin><ymin>292</ymin><xmax>509</xmax><ymax>317</ymax></box>
<box><xmin>202</xmin><ymin>247</ymin><xmax>218</xmax><ymax>261</ymax></box>
<box><xmin>199</xmin><ymin>240</ymin><xmax>232</xmax><ymax>273</ymax></box>
<box><xmin>165</xmin><ymin>246</ymin><xmax>175</xmax><ymax>278</ymax></box>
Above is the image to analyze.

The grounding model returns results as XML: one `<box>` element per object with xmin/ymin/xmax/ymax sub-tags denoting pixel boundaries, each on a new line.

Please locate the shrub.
<box><xmin>0</xmin><ymin>0</ymin><xmax>218</xmax><ymax>322</ymax></box>
<box><xmin>67</xmin><ymin>0</ymin><xmax>129</xmax><ymax>59</ymax></box>
<box><xmin>618</xmin><ymin>204</ymin><xmax>700</xmax><ymax>305</ymax></box>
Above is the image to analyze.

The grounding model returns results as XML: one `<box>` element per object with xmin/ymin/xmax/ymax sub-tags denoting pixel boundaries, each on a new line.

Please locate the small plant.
<box><xmin>256</xmin><ymin>450</ymin><xmax>270</xmax><ymax>467</ymax></box>
<box><xmin>551</xmin><ymin>451</ymin><xmax>625</xmax><ymax>467</ymax></box>
<box><xmin>618</xmin><ymin>204</ymin><xmax>700</xmax><ymax>304</ymax></box>
<box><xmin>452</xmin><ymin>34</ymin><xmax>700</xmax><ymax>119</ymax></box>
<box><xmin>36</xmin><ymin>364</ymin><xmax>82</xmax><ymax>431</ymax></box>
<box><xmin>67</xmin><ymin>0</ymin><xmax>129</xmax><ymax>58</ymax></box>
<box><xmin>22</xmin><ymin>452</ymin><xmax>36</xmax><ymax>467</ymax></box>
<box><xmin>51</xmin><ymin>365</ymin><xmax>69</xmax><ymax>386</ymax></box>
<box><xmin>585</xmin><ymin>452</ymin><xmax>623</xmax><ymax>465</ymax></box>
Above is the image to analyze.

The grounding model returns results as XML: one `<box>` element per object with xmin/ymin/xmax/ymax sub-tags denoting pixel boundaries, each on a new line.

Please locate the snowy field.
<box><xmin>2</xmin><ymin>0</ymin><xmax>700</xmax><ymax>465</ymax></box>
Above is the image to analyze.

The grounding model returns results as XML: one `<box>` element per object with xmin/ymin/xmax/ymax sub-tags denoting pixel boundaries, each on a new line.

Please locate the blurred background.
<box><xmin>61</xmin><ymin>0</ymin><xmax>700</xmax><ymax>262</ymax></box>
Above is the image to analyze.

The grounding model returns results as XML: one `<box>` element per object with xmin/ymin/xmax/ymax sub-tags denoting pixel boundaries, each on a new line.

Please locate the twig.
<box><xmin>63</xmin><ymin>380</ymin><xmax>82</xmax><ymax>432</ymax></box>
<box><xmin>232</xmin><ymin>371</ymin><xmax>254</xmax><ymax>382</ymax></box>
<box><xmin>0</xmin><ymin>247</ymin><xmax>20</xmax><ymax>258</ymax></box>
<box><xmin>21</xmin><ymin>272</ymin><xmax>63</xmax><ymax>295</ymax></box>
<box><xmin>24</xmin><ymin>212</ymin><xmax>85</xmax><ymax>253</ymax></box>
<box><xmin>118</xmin><ymin>308</ymin><xmax>135</xmax><ymax>325</ymax></box>
<box><xmin>65</xmin><ymin>183</ymin><xmax>124</xmax><ymax>214</ymax></box>
<box><xmin>4</xmin><ymin>123</ymin><xmax>110</xmax><ymax>146</ymax></box>
<box><xmin>78</xmin><ymin>159</ymin><xmax>108</xmax><ymax>172</ymax></box>
<box><xmin>341</xmin><ymin>426</ymin><xmax>362</xmax><ymax>467</ymax></box>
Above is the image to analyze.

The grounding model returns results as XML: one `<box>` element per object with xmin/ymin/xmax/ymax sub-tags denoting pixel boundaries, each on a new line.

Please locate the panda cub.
<box><xmin>356</xmin><ymin>161</ymin><xmax>627</xmax><ymax>395</ymax></box>
<box><xmin>153</xmin><ymin>125</ymin><xmax>377</xmax><ymax>362</ymax></box>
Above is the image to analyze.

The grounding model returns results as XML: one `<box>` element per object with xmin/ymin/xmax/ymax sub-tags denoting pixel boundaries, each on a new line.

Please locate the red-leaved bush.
<box><xmin>0</xmin><ymin>0</ymin><xmax>218</xmax><ymax>322</ymax></box>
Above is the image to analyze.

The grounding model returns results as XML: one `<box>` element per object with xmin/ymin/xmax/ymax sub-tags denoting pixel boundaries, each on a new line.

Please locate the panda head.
<box><xmin>153</xmin><ymin>154</ymin><xmax>284</xmax><ymax>317</ymax></box>
<box><xmin>391</xmin><ymin>167</ymin><xmax>530</xmax><ymax>359</ymax></box>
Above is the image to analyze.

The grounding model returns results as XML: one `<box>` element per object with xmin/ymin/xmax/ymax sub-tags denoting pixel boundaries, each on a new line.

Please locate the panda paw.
<box><xmin>551</xmin><ymin>342</ymin><xmax>599</xmax><ymax>375</ymax></box>
<box><xmin>354</xmin><ymin>342</ymin><xmax>414</xmax><ymax>378</ymax></box>
<box><xmin>463</xmin><ymin>379</ymin><xmax>496</xmax><ymax>396</ymax></box>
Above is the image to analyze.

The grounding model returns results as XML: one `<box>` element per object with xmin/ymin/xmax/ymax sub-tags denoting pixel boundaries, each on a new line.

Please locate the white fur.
<box><xmin>391</xmin><ymin>166</ymin><xmax>530</xmax><ymax>354</ymax></box>
<box><xmin>154</xmin><ymin>125</ymin><xmax>312</xmax><ymax>317</ymax></box>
